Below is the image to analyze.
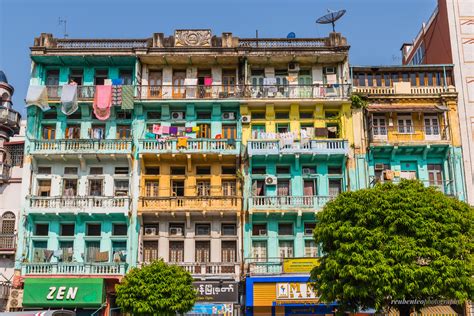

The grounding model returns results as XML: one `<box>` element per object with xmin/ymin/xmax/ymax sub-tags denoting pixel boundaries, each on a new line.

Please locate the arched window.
<box><xmin>1</xmin><ymin>92</ymin><xmax>9</xmax><ymax>107</ymax></box>
<box><xmin>1</xmin><ymin>212</ymin><xmax>15</xmax><ymax>234</ymax></box>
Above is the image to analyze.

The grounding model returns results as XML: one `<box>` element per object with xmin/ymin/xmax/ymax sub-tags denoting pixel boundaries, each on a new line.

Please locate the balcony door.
<box><xmin>424</xmin><ymin>115</ymin><xmax>441</xmax><ymax>140</ymax></box>
<box><xmin>46</xmin><ymin>70</ymin><xmax>60</xmax><ymax>98</ymax></box>
<box><xmin>143</xmin><ymin>241</ymin><xmax>159</xmax><ymax>263</ymax></box>
<box><xmin>277</xmin><ymin>180</ymin><xmax>291</xmax><ymax>205</ymax></box>
<box><xmin>428</xmin><ymin>164</ymin><xmax>443</xmax><ymax>192</ymax></box>
<box><xmin>169</xmin><ymin>241</ymin><xmax>184</xmax><ymax>263</ymax></box>
<box><xmin>303</xmin><ymin>180</ymin><xmax>317</xmax><ymax>206</ymax></box>
<box><xmin>172</xmin><ymin>180</ymin><xmax>185</xmax><ymax>198</ymax></box>
<box><xmin>252</xmin><ymin>240</ymin><xmax>267</xmax><ymax>262</ymax></box>
<box><xmin>195</xmin><ymin>241</ymin><xmax>210</xmax><ymax>263</ymax></box>
<box><xmin>397</xmin><ymin>115</ymin><xmax>414</xmax><ymax>134</ymax></box>
<box><xmin>172</xmin><ymin>72</ymin><xmax>185</xmax><ymax>99</ymax></box>
<box><xmin>298</xmin><ymin>73</ymin><xmax>312</xmax><ymax>98</ymax></box>
<box><xmin>148</xmin><ymin>71</ymin><xmax>162</xmax><ymax>98</ymax></box>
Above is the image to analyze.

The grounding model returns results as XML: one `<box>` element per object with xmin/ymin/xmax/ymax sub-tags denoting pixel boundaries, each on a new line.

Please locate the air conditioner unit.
<box><xmin>288</xmin><ymin>62</ymin><xmax>300</xmax><ymax>72</ymax></box>
<box><xmin>144</xmin><ymin>227</ymin><xmax>157</xmax><ymax>236</ymax></box>
<box><xmin>170</xmin><ymin>227</ymin><xmax>183</xmax><ymax>236</ymax></box>
<box><xmin>374</xmin><ymin>163</ymin><xmax>385</xmax><ymax>171</ymax></box>
<box><xmin>265</xmin><ymin>175</ymin><xmax>277</xmax><ymax>185</ymax></box>
<box><xmin>7</xmin><ymin>289</ymin><xmax>23</xmax><ymax>310</ymax></box>
<box><xmin>324</xmin><ymin>67</ymin><xmax>336</xmax><ymax>75</ymax></box>
<box><xmin>259</xmin><ymin>229</ymin><xmax>267</xmax><ymax>236</ymax></box>
<box><xmin>302</xmin><ymin>168</ymin><xmax>312</xmax><ymax>175</ymax></box>
<box><xmin>241</xmin><ymin>115</ymin><xmax>251</xmax><ymax>124</ymax></box>
<box><xmin>171</xmin><ymin>112</ymin><xmax>185</xmax><ymax>120</ymax></box>
<box><xmin>222</xmin><ymin>112</ymin><xmax>235</xmax><ymax>120</ymax></box>
<box><xmin>305</xmin><ymin>228</ymin><xmax>314</xmax><ymax>235</ymax></box>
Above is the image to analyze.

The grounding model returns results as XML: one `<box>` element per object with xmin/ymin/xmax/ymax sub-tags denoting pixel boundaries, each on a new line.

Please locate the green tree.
<box><xmin>116</xmin><ymin>259</ymin><xmax>197</xmax><ymax>315</ymax></box>
<box><xmin>311</xmin><ymin>180</ymin><xmax>473</xmax><ymax>315</ymax></box>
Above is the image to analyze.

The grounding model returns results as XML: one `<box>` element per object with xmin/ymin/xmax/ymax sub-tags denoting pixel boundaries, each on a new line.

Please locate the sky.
<box><xmin>0</xmin><ymin>0</ymin><xmax>437</xmax><ymax>115</ymax></box>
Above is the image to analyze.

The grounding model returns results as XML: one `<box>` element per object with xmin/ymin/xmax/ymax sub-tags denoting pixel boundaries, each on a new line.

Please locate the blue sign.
<box><xmin>188</xmin><ymin>303</ymin><xmax>234</xmax><ymax>315</ymax></box>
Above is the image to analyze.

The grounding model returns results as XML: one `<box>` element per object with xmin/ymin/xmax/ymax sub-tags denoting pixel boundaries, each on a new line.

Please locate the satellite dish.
<box><xmin>287</xmin><ymin>32</ymin><xmax>296</xmax><ymax>39</ymax></box>
<box><xmin>316</xmin><ymin>9</ymin><xmax>346</xmax><ymax>32</ymax></box>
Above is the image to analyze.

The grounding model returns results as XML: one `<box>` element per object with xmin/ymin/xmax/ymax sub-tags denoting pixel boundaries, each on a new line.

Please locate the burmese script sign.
<box><xmin>194</xmin><ymin>281</ymin><xmax>239</xmax><ymax>303</ymax></box>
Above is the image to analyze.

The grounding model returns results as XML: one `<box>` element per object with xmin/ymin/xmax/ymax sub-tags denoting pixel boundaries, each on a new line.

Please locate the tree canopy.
<box><xmin>310</xmin><ymin>180</ymin><xmax>473</xmax><ymax>314</ymax></box>
<box><xmin>116</xmin><ymin>260</ymin><xmax>197</xmax><ymax>316</ymax></box>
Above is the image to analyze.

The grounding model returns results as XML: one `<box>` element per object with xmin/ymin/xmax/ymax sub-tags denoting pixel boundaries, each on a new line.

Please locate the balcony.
<box><xmin>30</xmin><ymin>139</ymin><xmax>132</xmax><ymax>155</ymax></box>
<box><xmin>46</xmin><ymin>85</ymin><xmax>96</xmax><ymax>100</ymax></box>
<box><xmin>248</xmin><ymin>195</ymin><xmax>333</xmax><ymax>212</ymax></box>
<box><xmin>173</xmin><ymin>262</ymin><xmax>240</xmax><ymax>278</ymax></box>
<box><xmin>247</xmin><ymin>139</ymin><xmax>348</xmax><ymax>156</ymax></box>
<box><xmin>0</xmin><ymin>163</ymin><xmax>11</xmax><ymax>182</ymax></box>
<box><xmin>0</xmin><ymin>106</ymin><xmax>21</xmax><ymax>135</ymax></box>
<box><xmin>139</xmin><ymin>139</ymin><xmax>240</xmax><ymax>155</ymax></box>
<box><xmin>21</xmin><ymin>262</ymin><xmax>128</xmax><ymax>276</ymax></box>
<box><xmin>138</xmin><ymin>84</ymin><xmax>350</xmax><ymax>100</ymax></box>
<box><xmin>139</xmin><ymin>196</ymin><xmax>241</xmax><ymax>213</ymax></box>
<box><xmin>0</xmin><ymin>234</ymin><xmax>16</xmax><ymax>252</ymax></box>
<box><xmin>370</xmin><ymin>125</ymin><xmax>449</xmax><ymax>144</ymax></box>
<box><xmin>246</xmin><ymin>259</ymin><xmax>283</xmax><ymax>275</ymax></box>
<box><xmin>28</xmin><ymin>196</ymin><xmax>130</xmax><ymax>215</ymax></box>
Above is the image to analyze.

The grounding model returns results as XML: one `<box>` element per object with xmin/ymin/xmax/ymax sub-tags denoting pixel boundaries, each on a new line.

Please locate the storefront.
<box><xmin>22</xmin><ymin>278</ymin><xmax>106</xmax><ymax>316</ymax></box>
<box><xmin>186</xmin><ymin>281</ymin><xmax>240</xmax><ymax>316</ymax></box>
<box><xmin>245</xmin><ymin>276</ymin><xmax>336</xmax><ymax>316</ymax></box>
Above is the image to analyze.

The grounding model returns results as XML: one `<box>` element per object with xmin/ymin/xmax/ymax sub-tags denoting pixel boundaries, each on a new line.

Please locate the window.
<box><xmin>198</xmin><ymin>124</ymin><xmax>211</xmax><ymax>138</ymax></box>
<box><xmin>252</xmin><ymin>167</ymin><xmax>266</xmax><ymax>175</ymax></box>
<box><xmin>170</xmin><ymin>167</ymin><xmax>185</xmax><ymax>175</ymax></box>
<box><xmin>276</xmin><ymin>166</ymin><xmax>290</xmax><ymax>174</ymax></box>
<box><xmin>196</xmin><ymin>181</ymin><xmax>210</xmax><ymax>196</ymax></box>
<box><xmin>427</xmin><ymin>73</ymin><xmax>434</xmax><ymax>86</ymax></box>
<box><xmin>0</xmin><ymin>212</ymin><xmax>15</xmax><ymax>234</ymax></box>
<box><xmin>42</xmin><ymin>125</ymin><xmax>56</xmax><ymax>140</ymax></box>
<box><xmin>116</xmin><ymin>111</ymin><xmax>132</xmax><ymax>120</ymax></box>
<box><xmin>94</xmin><ymin>69</ymin><xmax>108</xmax><ymax>85</ymax></box>
<box><xmin>169</xmin><ymin>241</ymin><xmax>184</xmax><ymax>262</ymax></box>
<box><xmin>46</xmin><ymin>70</ymin><xmax>60</xmax><ymax>98</ymax></box>
<box><xmin>196</xmin><ymin>223</ymin><xmax>211</xmax><ymax>236</ymax></box>
<box><xmin>277</xmin><ymin>180</ymin><xmax>291</xmax><ymax>196</ymax></box>
<box><xmin>143</xmin><ymin>241</ymin><xmax>159</xmax><ymax>263</ymax></box>
<box><xmin>195</xmin><ymin>241</ymin><xmax>210</xmax><ymax>263</ymax></box>
<box><xmin>86</xmin><ymin>223</ymin><xmax>101</xmax><ymax>236</ymax></box>
<box><xmin>149</xmin><ymin>71</ymin><xmax>163</xmax><ymax>94</ymax></box>
<box><xmin>116</xmin><ymin>125</ymin><xmax>131</xmax><ymax>139</ymax></box>
<box><xmin>252</xmin><ymin>224</ymin><xmax>267</xmax><ymax>236</ymax></box>
<box><xmin>112</xmin><ymin>241</ymin><xmax>127</xmax><ymax>262</ymax></box>
<box><xmin>410</xmin><ymin>73</ymin><xmax>417</xmax><ymax>86</ymax></box>
<box><xmin>119</xmin><ymin>69</ymin><xmax>133</xmax><ymax>85</ymax></box>
<box><xmin>372</xmin><ymin>115</ymin><xmax>388</xmax><ymax>136</ymax></box>
<box><xmin>278</xmin><ymin>223</ymin><xmax>293</xmax><ymax>235</ymax></box>
<box><xmin>328</xmin><ymin>166</ymin><xmax>342</xmax><ymax>175</ymax></box>
<box><xmin>428</xmin><ymin>164</ymin><xmax>443</xmax><ymax>190</ymax></box>
<box><xmin>172</xmin><ymin>180</ymin><xmax>185</xmax><ymax>197</ymax></box>
<box><xmin>65</xmin><ymin>125</ymin><xmax>81</xmax><ymax>139</ymax></box>
<box><xmin>115</xmin><ymin>167</ymin><xmax>129</xmax><ymax>175</ymax></box>
<box><xmin>325</xmin><ymin>111</ymin><xmax>338</xmax><ymax>119</ymax></box>
<box><xmin>303</xmin><ymin>180</ymin><xmax>317</xmax><ymax>204</ymax></box>
<box><xmin>222</xmin><ymin>181</ymin><xmax>236</xmax><ymax>196</ymax></box>
<box><xmin>329</xmin><ymin>179</ymin><xmax>342</xmax><ymax>196</ymax></box>
<box><xmin>114</xmin><ymin>179</ymin><xmax>129</xmax><ymax>196</ymax></box>
<box><xmin>402</xmin><ymin>73</ymin><xmax>409</xmax><ymax>82</ymax></box>
<box><xmin>222</xmin><ymin>241</ymin><xmax>237</xmax><ymax>263</ymax></box>
<box><xmin>145</xmin><ymin>167</ymin><xmax>160</xmax><ymax>175</ymax></box>
<box><xmin>35</xmin><ymin>223</ymin><xmax>49</xmax><ymax>236</ymax></box>
<box><xmin>302</xmin><ymin>166</ymin><xmax>317</xmax><ymax>174</ymax></box>
<box><xmin>222</xmin><ymin>124</ymin><xmax>237</xmax><ymax>140</ymax></box>
<box><xmin>85</xmin><ymin>241</ymin><xmax>101</xmax><ymax>262</ymax></box>
<box><xmin>375</xmin><ymin>74</ymin><xmax>382</xmax><ymax>86</ymax></box>
<box><xmin>43</xmin><ymin>110</ymin><xmax>57</xmax><ymax>120</ymax></box>
<box><xmin>169</xmin><ymin>223</ymin><xmax>185</xmax><ymax>236</ymax></box>
<box><xmin>327</xmin><ymin>124</ymin><xmax>339</xmax><ymax>138</ymax></box>
<box><xmin>424</xmin><ymin>115</ymin><xmax>440</xmax><ymax>136</ymax></box>
<box><xmin>305</xmin><ymin>240</ymin><xmax>319</xmax><ymax>257</ymax></box>
<box><xmin>252</xmin><ymin>180</ymin><xmax>265</xmax><ymax>197</ymax></box>
<box><xmin>64</xmin><ymin>167</ymin><xmax>78</xmax><ymax>175</ymax></box>
<box><xmin>252</xmin><ymin>112</ymin><xmax>265</xmax><ymax>120</ymax></box>
<box><xmin>279</xmin><ymin>240</ymin><xmax>294</xmax><ymax>258</ymax></box>
<box><xmin>222</xmin><ymin>69</ymin><xmax>236</xmax><ymax>94</ymax></box>
<box><xmin>222</xmin><ymin>224</ymin><xmax>236</xmax><ymax>236</ymax></box>
<box><xmin>60</xmin><ymin>224</ymin><xmax>75</xmax><ymax>236</ymax></box>
<box><xmin>32</xmin><ymin>241</ymin><xmax>48</xmax><ymax>262</ymax></box>
<box><xmin>63</xmin><ymin>179</ymin><xmax>77</xmax><ymax>196</ymax></box>
<box><xmin>113</xmin><ymin>224</ymin><xmax>127</xmax><ymax>236</ymax></box>
<box><xmin>252</xmin><ymin>241</ymin><xmax>267</xmax><ymax>261</ymax></box>
<box><xmin>275</xmin><ymin>112</ymin><xmax>289</xmax><ymax>119</ymax></box>
<box><xmin>37</xmin><ymin>167</ymin><xmax>51</xmax><ymax>174</ymax></box>
<box><xmin>90</xmin><ymin>167</ymin><xmax>103</xmax><ymax>175</ymax></box>
<box><xmin>197</xmin><ymin>112</ymin><xmax>211</xmax><ymax>120</ymax></box>
<box><xmin>221</xmin><ymin>166</ymin><xmax>236</xmax><ymax>174</ymax></box>
<box><xmin>392</xmin><ymin>73</ymin><xmax>399</xmax><ymax>84</ymax></box>
<box><xmin>419</xmin><ymin>73</ymin><xmax>426</xmax><ymax>86</ymax></box>
<box><xmin>383</xmin><ymin>74</ymin><xmax>391</xmax><ymax>87</ymax></box>
<box><xmin>90</xmin><ymin>125</ymin><xmax>105</xmax><ymax>140</ymax></box>
<box><xmin>196</xmin><ymin>166</ymin><xmax>211</xmax><ymax>175</ymax></box>
<box><xmin>59</xmin><ymin>241</ymin><xmax>74</xmax><ymax>262</ymax></box>
<box><xmin>145</xmin><ymin>181</ymin><xmax>159</xmax><ymax>197</ymax></box>
<box><xmin>300</xmin><ymin>112</ymin><xmax>313</xmax><ymax>119</ymax></box>
<box><xmin>69</xmin><ymin>69</ymin><xmax>83</xmax><ymax>85</ymax></box>
<box><xmin>37</xmin><ymin>180</ymin><xmax>51</xmax><ymax>197</ymax></box>
<box><xmin>398</xmin><ymin>116</ymin><xmax>413</xmax><ymax>134</ymax></box>
<box><xmin>276</xmin><ymin>123</ymin><xmax>289</xmax><ymax>133</ymax></box>
<box><xmin>89</xmin><ymin>179</ymin><xmax>103</xmax><ymax>196</ymax></box>
<box><xmin>367</xmin><ymin>74</ymin><xmax>373</xmax><ymax>86</ymax></box>
<box><xmin>304</xmin><ymin>223</ymin><xmax>316</xmax><ymax>235</ymax></box>
<box><xmin>4</xmin><ymin>144</ymin><xmax>23</xmax><ymax>167</ymax></box>
<box><xmin>147</xmin><ymin>111</ymin><xmax>161</xmax><ymax>119</ymax></box>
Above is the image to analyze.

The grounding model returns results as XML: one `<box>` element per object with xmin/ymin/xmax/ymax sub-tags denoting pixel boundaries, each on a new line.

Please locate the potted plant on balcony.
<box><xmin>116</xmin><ymin>259</ymin><xmax>196</xmax><ymax>316</ymax></box>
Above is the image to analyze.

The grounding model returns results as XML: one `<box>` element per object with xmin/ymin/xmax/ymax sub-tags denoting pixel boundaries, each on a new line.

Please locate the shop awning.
<box><xmin>23</xmin><ymin>278</ymin><xmax>105</xmax><ymax>308</ymax></box>
<box><xmin>367</xmin><ymin>104</ymin><xmax>448</xmax><ymax>113</ymax></box>
<box><xmin>388</xmin><ymin>305</ymin><xmax>458</xmax><ymax>316</ymax></box>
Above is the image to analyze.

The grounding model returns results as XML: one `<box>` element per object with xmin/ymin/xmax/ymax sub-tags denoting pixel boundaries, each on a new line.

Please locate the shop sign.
<box><xmin>282</xmin><ymin>258</ymin><xmax>319</xmax><ymax>274</ymax></box>
<box><xmin>193</xmin><ymin>281</ymin><xmax>238</xmax><ymax>303</ymax></box>
<box><xmin>23</xmin><ymin>278</ymin><xmax>104</xmax><ymax>308</ymax></box>
<box><xmin>188</xmin><ymin>303</ymin><xmax>233</xmax><ymax>315</ymax></box>
<box><xmin>276</xmin><ymin>282</ymin><xmax>319</xmax><ymax>302</ymax></box>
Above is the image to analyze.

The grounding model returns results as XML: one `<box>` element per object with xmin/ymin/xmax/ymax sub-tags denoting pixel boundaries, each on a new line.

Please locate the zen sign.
<box><xmin>46</xmin><ymin>286</ymin><xmax>78</xmax><ymax>300</ymax></box>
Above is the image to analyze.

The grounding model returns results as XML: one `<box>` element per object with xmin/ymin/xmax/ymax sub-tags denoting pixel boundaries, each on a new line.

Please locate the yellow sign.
<box><xmin>276</xmin><ymin>283</ymin><xmax>319</xmax><ymax>301</ymax></box>
<box><xmin>283</xmin><ymin>258</ymin><xmax>319</xmax><ymax>274</ymax></box>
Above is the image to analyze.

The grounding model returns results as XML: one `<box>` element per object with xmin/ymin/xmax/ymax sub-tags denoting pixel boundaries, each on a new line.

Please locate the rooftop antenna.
<box><xmin>316</xmin><ymin>9</ymin><xmax>346</xmax><ymax>32</ymax></box>
<box><xmin>58</xmin><ymin>17</ymin><xmax>69</xmax><ymax>38</ymax></box>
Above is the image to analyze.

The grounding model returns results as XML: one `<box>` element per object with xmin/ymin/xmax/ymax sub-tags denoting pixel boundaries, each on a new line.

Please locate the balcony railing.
<box><xmin>139</xmin><ymin>139</ymin><xmax>240</xmax><ymax>155</ymax></box>
<box><xmin>246</xmin><ymin>259</ymin><xmax>283</xmax><ymax>275</ymax></box>
<box><xmin>139</xmin><ymin>196</ymin><xmax>241</xmax><ymax>212</ymax></box>
<box><xmin>43</xmin><ymin>84</ymin><xmax>350</xmax><ymax>101</ymax></box>
<box><xmin>30</xmin><ymin>139</ymin><xmax>132</xmax><ymax>155</ymax></box>
<box><xmin>56</xmin><ymin>38</ymin><xmax>149</xmax><ymax>49</ymax></box>
<box><xmin>28</xmin><ymin>196</ymin><xmax>130</xmax><ymax>213</ymax></box>
<box><xmin>239</xmin><ymin>38</ymin><xmax>327</xmax><ymax>48</ymax></box>
<box><xmin>370</xmin><ymin>125</ymin><xmax>449</xmax><ymax>143</ymax></box>
<box><xmin>138</xmin><ymin>84</ymin><xmax>350</xmax><ymax>100</ymax></box>
<box><xmin>21</xmin><ymin>262</ymin><xmax>128</xmax><ymax>276</ymax></box>
<box><xmin>0</xmin><ymin>234</ymin><xmax>16</xmax><ymax>250</ymax></box>
<box><xmin>353</xmin><ymin>85</ymin><xmax>451</xmax><ymax>95</ymax></box>
<box><xmin>173</xmin><ymin>262</ymin><xmax>240</xmax><ymax>277</ymax></box>
<box><xmin>369</xmin><ymin>177</ymin><xmax>454</xmax><ymax>195</ymax></box>
<box><xmin>249</xmin><ymin>195</ymin><xmax>333</xmax><ymax>211</ymax></box>
<box><xmin>0</xmin><ymin>106</ymin><xmax>21</xmax><ymax>133</ymax></box>
<box><xmin>0</xmin><ymin>163</ymin><xmax>11</xmax><ymax>181</ymax></box>
<box><xmin>247</xmin><ymin>139</ymin><xmax>349</xmax><ymax>156</ymax></box>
